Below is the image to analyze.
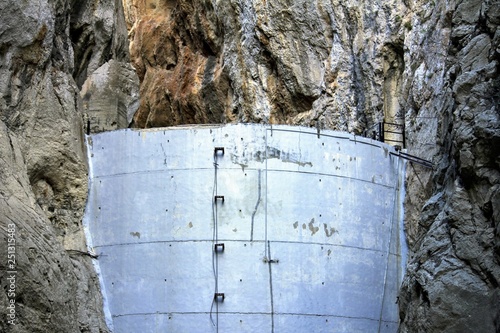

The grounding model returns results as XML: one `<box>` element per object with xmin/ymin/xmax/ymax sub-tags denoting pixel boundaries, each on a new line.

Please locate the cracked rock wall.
<box><xmin>0</xmin><ymin>0</ymin><xmax>137</xmax><ymax>332</ymax></box>
<box><xmin>398</xmin><ymin>0</ymin><xmax>500</xmax><ymax>331</ymax></box>
<box><xmin>123</xmin><ymin>0</ymin><xmax>406</xmax><ymax>131</ymax></box>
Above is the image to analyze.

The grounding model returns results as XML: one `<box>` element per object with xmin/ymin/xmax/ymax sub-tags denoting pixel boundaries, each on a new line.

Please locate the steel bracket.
<box><xmin>214</xmin><ymin>195</ymin><xmax>225</xmax><ymax>203</ymax></box>
<box><xmin>214</xmin><ymin>293</ymin><xmax>225</xmax><ymax>302</ymax></box>
<box><xmin>214</xmin><ymin>147</ymin><xmax>225</xmax><ymax>155</ymax></box>
<box><xmin>215</xmin><ymin>243</ymin><xmax>225</xmax><ymax>253</ymax></box>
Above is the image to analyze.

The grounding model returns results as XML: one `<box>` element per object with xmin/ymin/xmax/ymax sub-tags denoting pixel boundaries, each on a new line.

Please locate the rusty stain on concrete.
<box><xmin>323</xmin><ymin>223</ymin><xmax>337</xmax><ymax>237</ymax></box>
<box><xmin>308</xmin><ymin>218</ymin><xmax>319</xmax><ymax>236</ymax></box>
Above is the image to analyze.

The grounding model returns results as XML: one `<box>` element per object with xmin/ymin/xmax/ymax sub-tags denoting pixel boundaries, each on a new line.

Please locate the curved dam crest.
<box><xmin>83</xmin><ymin>124</ymin><xmax>407</xmax><ymax>332</ymax></box>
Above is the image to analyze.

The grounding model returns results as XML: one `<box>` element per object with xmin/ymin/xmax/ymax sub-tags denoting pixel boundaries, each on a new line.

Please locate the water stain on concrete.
<box><xmin>294</xmin><ymin>219</ymin><xmax>336</xmax><ymax>237</ymax></box>
<box><xmin>267</xmin><ymin>147</ymin><xmax>313</xmax><ymax>167</ymax></box>
<box><xmin>230</xmin><ymin>146</ymin><xmax>313</xmax><ymax>168</ymax></box>
<box><xmin>308</xmin><ymin>218</ymin><xmax>319</xmax><ymax>236</ymax></box>
<box><xmin>323</xmin><ymin>223</ymin><xmax>337</xmax><ymax>237</ymax></box>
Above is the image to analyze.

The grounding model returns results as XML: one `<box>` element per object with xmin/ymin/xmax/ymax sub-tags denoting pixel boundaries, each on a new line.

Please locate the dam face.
<box><xmin>83</xmin><ymin>124</ymin><xmax>406</xmax><ymax>333</ymax></box>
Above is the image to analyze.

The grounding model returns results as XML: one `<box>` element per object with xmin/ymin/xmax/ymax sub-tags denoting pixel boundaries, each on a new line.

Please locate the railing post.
<box><xmin>379</xmin><ymin>121</ymin><xmax>385</xmax><ymax>143</ymax></box>
<box><xmin>402</xmin><ymin>123</ymin><xmax>406</xmax><ymax>149</ymax></box>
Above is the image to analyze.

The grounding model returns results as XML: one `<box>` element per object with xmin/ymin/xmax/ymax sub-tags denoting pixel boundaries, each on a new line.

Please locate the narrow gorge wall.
<box><xmin>0</xmin><ymin>0</ymin><xmax>138</xmax><ymax>332</ymax></box>
<box><xmin>398</xmin><ymin>0</ymin><xmax>500</xmax><ymax>331</ymax></box>
<box><xmin>0</xmin><ymin>0</ymin><xmax>498</xmax><ymax>332</ymax></box>
<box><xmin>123</xmin><ymin>0</ymin><xmax>408</xmax><ymax>131</ymax></box>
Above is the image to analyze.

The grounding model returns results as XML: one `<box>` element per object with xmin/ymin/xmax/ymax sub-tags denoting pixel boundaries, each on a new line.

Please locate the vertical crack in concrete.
<box><xmin>160</xmin><ymin>143</ymin><xmax>167</xmax><ymax>165</ymax></box>
<box><xmin>250</xmin><ymin>169</ymin><xmax>262</xmax><ymax>241</ymax></box>
<box><xmin>267</xmin><ymin>241</ymin><xmax>275</xmax><ymax>333</ymax></box>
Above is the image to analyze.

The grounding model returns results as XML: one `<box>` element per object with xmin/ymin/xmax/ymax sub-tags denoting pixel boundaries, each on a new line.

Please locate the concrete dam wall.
<box><xmin>83</xmin><ymin>124</ymin><xmax>407</xmax><ymax>332</ymax></box>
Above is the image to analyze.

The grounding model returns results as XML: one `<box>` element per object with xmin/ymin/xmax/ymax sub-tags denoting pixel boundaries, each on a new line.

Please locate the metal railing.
<box><xmin>363</xmin><ymin>121</ymin><xmax>434</xmax><ymax>169</ymax></box>
<box><xmin>364</xmin><ymin>121</ymin><xmax>405</xmax><ymax>148</ymax></box>
<box><xmin>381</xmin><ymin>121</ymin><xmax>405</xmax><ymax>148</ymax></box>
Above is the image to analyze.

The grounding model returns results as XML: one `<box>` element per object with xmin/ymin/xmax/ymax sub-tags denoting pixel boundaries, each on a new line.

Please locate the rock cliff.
<box><xmin>124</xmin><ymin>0</ymin><xmax>408</xmax><ymax>131</ymax></box>
<box><xmin>0</xmin><ymin>0</ymin><xmax>137</xmax><ymax>331</ymax></box>
<box><xmin>0</xmin><ymin>0</ymin><xmax>498</xmax><ymax>332</ymax></box>
<box><xmin>398</xmin><ymin>0</ymin><xmax>500</xmax><ymax>331</ymax></box>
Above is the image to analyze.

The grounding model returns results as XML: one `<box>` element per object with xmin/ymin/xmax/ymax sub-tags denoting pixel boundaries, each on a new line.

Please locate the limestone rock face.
<box><xmin>70</xmin><ymin>0</ymin><xmax>130</xmax><ymax>88</ymax></box>
<box><xmin>73</xmin><ymin>0</ymin><xmax>140</xmax><ymax>132</ymax></box>
<box><xmin>398</xmin><ymin>0</ymin><xmax>500</xmax><ymax>331</ymax></box>
<box><xmin>81</xmin><ymin>59</ymin><xmax>140</xmax><ymax>133</ymax></box>
<box><xmin>123</xmin><ymin>0</ymin><xmax>406</xmax><ymax>131</ymax></box>
<box><xmin>0</xmin><ymin>0</ymin><xmax>135</xmax><ymax>331</ymax></box>
<box><xmin>0</xmin><ymin>122</ymin><xmax>106</xmax><ymax>332</ymax></box>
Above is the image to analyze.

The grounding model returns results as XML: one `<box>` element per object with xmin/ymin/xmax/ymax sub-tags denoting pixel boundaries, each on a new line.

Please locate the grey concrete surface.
<box><xmin>83</xmin><ymin>124</ymin><xmax>407</xmax><ymax>332</ymax></box>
